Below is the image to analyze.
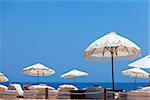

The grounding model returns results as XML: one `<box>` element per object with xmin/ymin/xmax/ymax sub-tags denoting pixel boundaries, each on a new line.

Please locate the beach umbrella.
<box><xmin>61</xmin><ymin>69</ymin><xmax>88</xmax><ymax>82</ymax></box>
<box><xmin>29</xmin><ymin>85</ymin><xmax>55</xmax><ymax>90</ymax></box>
<box><xmin>122</xmin><ymin>68</ymin><xmax>149</xmax><ymax>85</ymax></box>
<box><xmin>84</xmin><ymin>32</ymin><xmax>141</xmax><ymax>90</ymax></box>
<box><xmin>129</xmin><ymin>55</ymin><xmax>150</xmax><ymax>68</ymax></box>
<box><xmin>0</xmin><ymin>84</ymin><xmax>8</xmax><ymax>91</ymax></box>
<box><xmin>58</xmin><ymin>84</ymin><xmax>78</xmax><ymax>91</ymax></box>
<box><xmin>22</xmin><ymin>63</ymin><xmax>55</xmax><ymax>84</ymax></box>
<box><xmin>0</xmin><ymin>72</ymin><xmax>8</xmax><ymax>82</ymax></box>
<box><xmin>129</xmin><ymin>55</ymin><xmax>150</xmax><ymax>83</ymax></box>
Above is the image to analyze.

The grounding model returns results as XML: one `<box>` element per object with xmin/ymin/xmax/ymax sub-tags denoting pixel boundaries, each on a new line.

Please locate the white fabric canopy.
<box><xmin>29</xmin><ymin>85</ymin><xmax>55</xmax><ymax>90</ymax></box>
<box><xmin>122</xmin><ymin>68</ymin><xmax>149</xmax><ymax>79</ymax></box>
<box><xmin>128</xmin><ymin>55</ymin><xmax>150</xmax><ymax>68</ymax></box>
<box><xmin>61</xmin><ymin>69</ymin><xmax>88</xmax><ymax>78</ymax></box>
<box><xmin>0</xmin><ymin>84</ymin><xmax>8</xmax><ymax>91</ymax></box>
<box><xmin>12</xmin><ymin>84</ymin><xmax>24</xmax><ymax>96</ymax></box>
<box><xmin>58</xmin><ymin>84</ymin><xmax>78</xmax><ymax>91</ymax></box>
<box><xmin>84</xmin><ymin>32</ymin><xmax>141</xmax><ymax>62</ymax></box>
<box><xmin>140</xmin><ymin>86</ymin><xmax>150</xmax><ymax>91</ymax></box>
<box><xmin>84</xmin><ymin>31</ymin><xmax>141</xmax><ymax>90</ymax></box>
<box><xmin>22</xmin><ymin>63</ymin><xmax>55</xmax><ymax>76</ymax></box>
<box><xmin>0</xmin><ymin>72</ymin><xmax>8</xmax><ymax>82</ymax></box>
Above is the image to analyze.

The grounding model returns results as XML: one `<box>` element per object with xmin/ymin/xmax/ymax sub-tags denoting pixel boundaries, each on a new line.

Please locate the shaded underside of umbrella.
<box><xmin>122</xmin><ymin>68</ymin><xmax>149</xmax><ymax>89</ymax></box>
<box><xmin>122</xmin><ymin>68</ymin><xmax>149</xmax><ymax>79</ymax></box>
<box><xmin>84</xmin><ymin>32</ymin><xmax>141</xmax><ymax>61</ymax></box>
<box><xmin>128</xmin><ymin>55</ymin><xmax>150</xmax><ymax>68</ymax></box>
<box><xmin>0</xmin><ymin>73</ymin><xmax>8</xmax><ymax>82</ymax></box>
<box><xmin>84</xmin><ymin>32</ymin><xmax>141</xmax><ymax>91</ymax></box>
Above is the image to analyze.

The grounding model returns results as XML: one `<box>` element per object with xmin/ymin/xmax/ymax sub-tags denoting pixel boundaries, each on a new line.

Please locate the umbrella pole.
<box><xmin>134</xmin><ymin>77</ymin><xmax>137</xmax><ymax>89</ymax></box>
<box><xmin>74</xmin><ymin>77</ymin><xmax>76</xmax><ymax>85</ymax></box>
<box><xmin>111</xmin><ymin>53</ymin><xmax>115</xmax><ymax>91</ymax></box>
<box><xmin>38</xmin><ymin>71</ymin><xmax>39</xmax><ymax>84</ymax></box>
<box><xmin>149</xmin><ymin>74</ymin><xmax>150</xmax><ymax>86</ymax></box>
<box><xmin>111</xmin><ymin>52</ymin><xmax>115</xmax><ymax>99</ymax></box>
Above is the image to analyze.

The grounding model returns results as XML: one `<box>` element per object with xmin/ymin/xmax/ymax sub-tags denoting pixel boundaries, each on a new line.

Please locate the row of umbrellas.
<box><xmin>0</xmin><ymin>63</ymin><xmax>88</xmax><ymax>84</ymax></box>
<box><xmin>1</xmin><ymin>55</ymin><xmax>149</xmax><ymax>87</ymax></box>
<box><xmin>122</xmin><ymin>55</ymin><xmax>150</xmax><ymax>84</ymax></box>
<box><xmin>22</xmin><ymin>63</ymin><xmax>88</xmax><ymax>84</ymax></box>
<box><xmin>0</xmin><ymin>31</ymin><xmax>149</xmax><ymax>91</ymax></box>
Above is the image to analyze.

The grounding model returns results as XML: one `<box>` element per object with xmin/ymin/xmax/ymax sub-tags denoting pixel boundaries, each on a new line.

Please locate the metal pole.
<box><xmin>111</xmin><ymin>52</ymin><xmax>115</xmax><ymax>90</ymax></box>
<box><xmin>149</xmin><ymin>74</ymin><xmax>150</xmax><ymax>85</ymax></box>
<box><xmin>37</xmin><ymin>71</ymin><xmax>39</xmax><ymax>84</ymax></box>
<box><xmin>111</xmin><ymin>52</ymin><xmax>115</xmax><ymax>99</ymax></box>
<box><xmin>45</xmin><ymin>88</ymin><xmax>48</xmax><ymax>99</ymax></box>
<box><xmin>134</xmin><ymin>77</ymin><xmax>137</xmax><ymax>89</ymax></box>
<box><xmin>74</xmin><ymin>77</ymin><xmax>76</xmax><ymax>86</ymax></box>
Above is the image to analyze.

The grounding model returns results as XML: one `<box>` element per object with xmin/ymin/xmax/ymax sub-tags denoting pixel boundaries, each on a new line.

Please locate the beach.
<box><xmin>1</xmin><ymin>82</ymin><xmax>149</xmax><ymax>91</ymax></box>
<box><xmin>0</xmin><ymin>82</ymin><xmax>150</xmax><ymax>99</ymax></box>
<box><xmin>0</xmin><ymin>0</ymin><xmax>149</xmax><ymax>99</ymax></box>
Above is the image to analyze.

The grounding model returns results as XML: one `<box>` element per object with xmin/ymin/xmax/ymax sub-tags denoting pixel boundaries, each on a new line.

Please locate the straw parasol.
<box><xmin>122</xmin><ymin>68</ymin><xmax>149</xmax><ymax>85</ymax></box>
<box><xmin>61</xmin><ymin>69</ymin><xmax>88</xmax><ymax>83</ymax></box>
<box><xmin>0</xmin><ymin>72</ymin><xmax>8</xmax><ymax>82</ymax></box>
<box><xmin>84</xmin><ymin>32</ymin><xmax>141</xmax><ymax>90</ymax></box>
<box><xmin>22</xmin><ymin>63</ymin><xmax>55</xmax><ymax>84</ymax></box>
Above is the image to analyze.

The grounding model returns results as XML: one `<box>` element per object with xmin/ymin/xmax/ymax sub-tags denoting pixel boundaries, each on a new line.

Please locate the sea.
<box><xmin>1</xmin><ymin>82</ymin><xmax>149</xmax><ymax>91</ymax></box>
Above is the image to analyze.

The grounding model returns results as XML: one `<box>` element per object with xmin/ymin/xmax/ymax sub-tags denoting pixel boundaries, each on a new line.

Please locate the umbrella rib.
<box><xmin>42</xmin><ymin>71</ymin><xmax>45</xmax><ymax>76</ymax></box>
<box><xmin>123</xmin><ymin>46</ymin><xmax>130</xmax><ymax>55</ymax></box>
<box><xmin>91</xmin><ymin>48</ymin><xmax>96</xmax><ymax>55</ymax></box>
<box><xmin>105</xmin><ymin>47</ymin><xmax>111</xmax><ymax>53</ymax></box>
<box><xmin>102</xmin><ymin>47</ymin><xmax>107</xmax><ymax>56</ymax></box>
<box><xmin>114</xmin><ymin>46</ymin><xmax>119</xmax><ymax>56</ymax></box>
<box><xmin>110</xmin><ymin>47</ymin><xmax>114</xmax><ymax>54</ymax></box>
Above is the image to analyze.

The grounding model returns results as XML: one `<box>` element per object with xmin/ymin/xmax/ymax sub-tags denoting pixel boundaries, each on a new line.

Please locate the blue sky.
<box><xmin>0</xmin><ymin>0</ymin><xmax>149</xmax><ymax>83</ymax></box>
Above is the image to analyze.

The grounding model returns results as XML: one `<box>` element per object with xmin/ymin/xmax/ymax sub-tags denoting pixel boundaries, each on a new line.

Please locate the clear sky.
<box><xmin>0</xmin><ymin>0</ymin><xmax>149</xmax><ymax>83</ymax></box>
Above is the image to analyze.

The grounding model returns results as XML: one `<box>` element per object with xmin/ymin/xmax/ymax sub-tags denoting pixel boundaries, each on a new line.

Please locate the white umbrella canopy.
<box><xmin>22</xmin><ymin>63</ymin><xmax>55</xmax><ymax>76</ymax></box>
<box><xmin>58</xmin><ymin>84</ymin><xmax>78</xmax><ymax>91</ymax></box>
<box><xmin>84</xmin><ymin>32</ymin><xmax>141</xmax><ymax>61</ymax></box>
<box><xmin>122</xmin><ymin>68</ymin><xmax>149</xmax><ymax>88</ymax></box>
<box><xmin>61</xmin><ymin>69</ymin><xmax>88</xmax><ymax>78</ymax></box>
<box><xmin>84</xmin><ymin>31</ymin><xmax>141</xmax><ymax>90</ymax></box>
<box><xmin>0</xmin><ymin>72</ymin><xmax>8</xmax><ymax>82</ymax></box>
<box><xmin>122</xmin><ymin>68</ymin><xmax>149</xmax><ymax>79</ymax></box>
<box><xmin>22</xmin><ymin>63</ymin><xmax>55</xmax><ymax>84</ymax></box>
<box><xmin>0</xmin><ymin>85</ymin><xmax>8</xmax><ymax>91</ymax></box>
<box><xmin>29</xmin><ymin>85</ymin><xmax>55</xmax><ymax>90</ymax></box>
<box><xmin>128</xmin><ymin>55</ymin><xmax>150</xmax><ymax>68</ymax></box>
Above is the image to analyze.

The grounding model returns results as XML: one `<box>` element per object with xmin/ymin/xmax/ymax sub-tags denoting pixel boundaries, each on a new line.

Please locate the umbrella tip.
<box><xmin>109</xmin><ymin>31</ymin><xmax>117</xmax><ymax>35</ymax></box>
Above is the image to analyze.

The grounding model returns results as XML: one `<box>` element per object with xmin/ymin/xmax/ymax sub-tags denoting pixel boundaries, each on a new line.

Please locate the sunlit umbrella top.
<box><xmin>58</xmin><ymin>84</ymin><xmax>78</xmax><ymax>90</ymax></box>
<box><xmin>0</xmin><ymin>72</ymin><xmax>8</xmax><ymax>82</ymax></box>
<box><xmin>122</xmin><ymin>68</ymin><xmax>149</xmax><ymax>79</ymax></box>
<box><xmin>128</xmin><ymin>55</ymin><xmax>150</xmax><ymax>68</ymax></box>
<box><xmin>61</xmin><ymin>69</ymin><xmax>88</xmax><ymax>78</ymax></box>
<box><xmin>84</xmin><ymin>32</ymin><xmax>141</xmax><ymax>62</ymax></box>
<box><xmin>0</xmin><ymin>84</ymin><xmax>8</xmax><ymax>90</ymax></box>
<box><xmin>22</xmin><ymin>63</ymin><xmax>55</xmax><ymax>76</ymax></box>
<box><xmin>29</xmin><ymin>85</ymin><xmax>55</xmax><ymax>90</ymax></box>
